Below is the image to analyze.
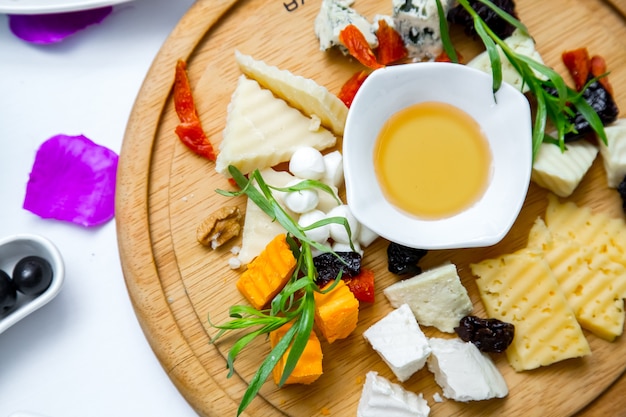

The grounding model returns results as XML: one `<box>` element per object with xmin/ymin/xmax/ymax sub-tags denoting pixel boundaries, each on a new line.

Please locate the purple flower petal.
<box><xmin>24</xmin><ymin>134</ymin><xmax>118</xmax><ymax>228</ymax></box>
<box><xmin>9</xmin><ymin>7</ymin><xmax>113</xmax><ymax>44</ymax></box>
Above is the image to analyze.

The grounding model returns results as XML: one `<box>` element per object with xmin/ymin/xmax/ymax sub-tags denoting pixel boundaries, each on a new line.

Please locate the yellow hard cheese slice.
<box><xmin>235</xmin><ymin>50</ymin><xmax>348</xmax><ymax>136</ymax></box>
<box><xmin>544</xmin><ymin>194</ymin><xmax>626</xmax><ymax>270</ymax></box>
<box><xmin>528</xmin><ymin>218</ymin><xmax>626</xmax><ymax>341</ymax></box>
<box><xmin>215</xmin><ymin>75</ymin><xmax>337</xmax><ymax>176</ymax></box>
<box><xmin>471</xmin><ymin>249</ymin><xmax>590</xmax><ymax>372</ymax></box>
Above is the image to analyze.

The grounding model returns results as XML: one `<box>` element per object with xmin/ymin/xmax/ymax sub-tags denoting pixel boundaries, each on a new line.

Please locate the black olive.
<box><xmin>12</xmin><ymin>255</ymin><xmax>53</xmax><ymax>296</ymax></box>
<box><xmin>455</xmin><ymin>315</ymin><xmax>515</xmax><ymax>353</ymax></box>
<box><xmin>0</xmin><ymin>269</ymin><xmax>17</xmax><ymax>313</ymax></box>
<box><xmin>313</xmin><ymin>251</ymin><xmax>362</xmax><ymax>287</ymax></box>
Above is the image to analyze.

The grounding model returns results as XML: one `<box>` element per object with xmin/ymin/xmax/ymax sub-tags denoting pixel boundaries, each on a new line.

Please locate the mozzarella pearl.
<box><xmin>289</xmin><ymin>146</ymin><xmax>326</xmax><ymax>180</ymax></box>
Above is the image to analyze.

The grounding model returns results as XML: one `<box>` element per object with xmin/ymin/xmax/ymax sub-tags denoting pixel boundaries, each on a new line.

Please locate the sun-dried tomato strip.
<box><xmin>590</xmin><ymin>55</ymin><xmax>613</xmax><ymax>96</ymax></box>
<box><xmin>338</xmin><ymin>70</ymin><xmax>370</xmax><ymax>108</ymax></box>
<box><xmin>173</xmin><ymin>59</ymin><xmax>217</xmax><ymax>161</ymax></box>
<box><xmin>562</xmin><ymin>48</ymin><xmax>590</xmax><ymax>92</ymax></box>
<box><xmin>435</xmin><ymin>49</ymin><xmax>464</xmax><ymax>63</ymax></box>
<box><xmin>339</xmin><ymin>24</ymin><xmax>384</xmax><ymax>70</ymax></box>
<box><xmin>375</xmin><ymin>19</ymin><xmax>407</xmax><ymax>65</ymax></box>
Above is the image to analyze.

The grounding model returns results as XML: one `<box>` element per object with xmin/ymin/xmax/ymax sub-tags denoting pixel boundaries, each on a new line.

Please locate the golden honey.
<box><xmin>374</xmin><ymin>101</ymin><xmax>492</xmax><ymax>219</ymax></box>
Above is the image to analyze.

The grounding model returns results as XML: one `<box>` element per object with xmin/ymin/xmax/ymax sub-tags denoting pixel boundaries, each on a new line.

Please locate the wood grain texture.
<box><xmin>116</xmin><ymin>0</ymin><xmax>626</xmax><ymax>416</ymax></box>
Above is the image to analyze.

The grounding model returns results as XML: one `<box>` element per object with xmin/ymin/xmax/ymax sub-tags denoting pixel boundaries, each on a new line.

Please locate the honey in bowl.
<box><xmin>374</xmin><ymin>101</ymin><xmax>493</xmax><ymax>219</ymax></box>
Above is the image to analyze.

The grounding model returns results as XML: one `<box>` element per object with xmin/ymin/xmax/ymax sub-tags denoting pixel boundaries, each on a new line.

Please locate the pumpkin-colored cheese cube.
<box><xmin>236</xmin><ymin>233</ymin><xmax>296</xmax><ymax>309</ymax></box>
<box><xmin>270</xmin><ymin>322</ymin><xmax>323</xmax><ymax>385</ymax></box>
<box><xmin>314</xmin><ymin>279</ymin><xmax>359</xmax><ymax>343</ymax></box>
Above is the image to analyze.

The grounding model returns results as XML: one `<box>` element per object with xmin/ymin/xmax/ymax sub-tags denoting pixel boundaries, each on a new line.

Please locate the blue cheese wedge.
<box><xmin>467</xmin><ymin>29</ymin><xmax>545</xmax><ymax>93</ymax></box>
<box><xmin>383</xmin><ymin>263</ymin><xmax>472</xmax><ymax>333</ymax></box>
<box><xmin>598</xmin><ymin>119</ymin><xmax>626</xmax><ymax>188</ymax></box>
<box><xmin>357</xmin><ymin>371</ymin><xmax>430</xmax><ymax>417</ymax></box>
<box><xmin>531</xmin><ymin>140</ymin><xmax>598</xmax><ymax>197</ymax></box>
<box><xmin>427</xmin><ymin>338</ymin><xmax>508</xmax><ymax>402</ymax></box>
<box><xmin>391</xmin><ymin>0</ymin><xmax>454</xmax><ymax>60</ymax></box>
<box><xmin>363</xmin><ymin>304</ymin><xmax>431</xmax><ymax>382</ymax></box>
<box><xmin>314</xmin><ymin>0</ymin><xmax>378</xmax><ymax>52</ymax></box>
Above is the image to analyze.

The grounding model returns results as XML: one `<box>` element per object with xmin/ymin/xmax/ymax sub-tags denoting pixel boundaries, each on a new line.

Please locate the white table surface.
<box><xmin>0</xmin><ymin>1</ymin><xmax>201</xmax><ymax>416</ymax></box>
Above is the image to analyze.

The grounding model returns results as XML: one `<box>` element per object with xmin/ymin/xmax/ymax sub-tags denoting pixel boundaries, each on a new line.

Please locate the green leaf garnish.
<box><xmin>440</xmin><ymin>0</ymin><xmax>609</xmax><ymax>160</ymax></box>
<box><xmin>211</xmin><ymin>165</ymin><xmax>353</xmax><ymax>416</ymax></box>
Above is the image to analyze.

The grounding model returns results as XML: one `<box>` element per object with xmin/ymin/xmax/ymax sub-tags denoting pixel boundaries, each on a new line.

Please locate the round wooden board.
<box><xmin>116</xmin><ymin>0</ymin><xmax>626</xmax><ymax>416</ymax></box>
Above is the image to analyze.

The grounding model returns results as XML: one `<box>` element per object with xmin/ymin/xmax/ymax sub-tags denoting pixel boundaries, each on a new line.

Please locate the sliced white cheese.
<box><xmin>235</xmin><ymin>51</ymin><xmax>348</xmax><ymax>136</ymax></box>
<box><xmin>314</xmin><ymin>0</ymin><xmax>378</xmax><ymax>52</ymax></box>
<box><xmin>357</xmin><ymin>371</ymin><xmax>430</xmax><ymax>417</ymax></box>
<box><xmin>427</xmin><ymin>338</ymin><xmax>508</xmax><ymax>402</ymax></box>
<box><xmin>383</xmin><ymin>263</ymin><xmax>472</xmax><ymax>333</ymax></box>
<box><xmin>237</xmin><ymin>168</ymin><xmax>298</xmax><ymax>264</ymax></box>
<box><xmin>598</xmin><ymin>119</ymin><xmax>626</xmax><ymax>188</ymax></box>
<box><xmin>531</xmin><ymin>139</ymin><xmax>598</xmax><ymax>197</ymax></box>
<box><xmin>363</xmin><ymin>304</ymin><xmax>432</xmax><ymax>382</ymax></box>
<box><xmin>216</xmin><ymin>75</ymin><xmax>337</xmax><ymax>177</ymax></box>
<box><xmin>467</xmin><ymin>29</ymin><xmax>545</xmax><ymax>93</ymax></box>
<box><xmin>392</xmin><ymin>0</ymin><xmax>454</xmax><ymax>60</ymax></box>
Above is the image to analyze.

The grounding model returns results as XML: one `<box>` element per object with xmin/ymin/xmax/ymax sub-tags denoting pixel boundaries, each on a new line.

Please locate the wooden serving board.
<box><xmin>116</xmin><ymin>0</ymin><xmax>626</xmax><ymax>415</ymax></box>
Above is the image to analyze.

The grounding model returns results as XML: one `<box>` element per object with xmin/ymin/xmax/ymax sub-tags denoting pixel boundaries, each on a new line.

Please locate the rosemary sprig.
<box><xmin>438</xmin><ymin>0</ymin><xmax>608</xmax><ymax>160</ymax></box>
<box><xmin>211</xmin><ymin>165</ymin><xmax>352</xmax><ymax>416</ymax></box>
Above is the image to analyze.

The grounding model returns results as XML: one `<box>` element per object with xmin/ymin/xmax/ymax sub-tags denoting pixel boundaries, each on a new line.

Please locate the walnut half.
<box><xmin>196</xmin><ymin>206</ymin><xmax>243</xmax><ymax>249</ymax></box>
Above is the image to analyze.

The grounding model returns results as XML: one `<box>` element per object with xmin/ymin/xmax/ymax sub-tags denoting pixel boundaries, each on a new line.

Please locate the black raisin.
<box><xmin>447</xmin><ymin>0</ymin><xmax>518</xmax><ymax>39</ymax></box>
<box><xmin>617</xmin><ymin>175</ymin><xmax>626</xmax><ymax>214</ymax></box>
<box><xmin>455</xmin><ymin>315</ymin><xmax>515</xmax><ymax>353</ymax></box>
<box><xmin>313</xmin><ymin>252</ymin><xmax>362</xmax><ymax>287</ymax></box>
<box><xmin>387</xmin><ymin>242</ymin><xmax>427</xmax><ymax>276</ymax></box>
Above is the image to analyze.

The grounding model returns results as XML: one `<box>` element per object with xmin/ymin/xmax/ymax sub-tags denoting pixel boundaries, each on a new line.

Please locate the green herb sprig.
<box><xmin>211</xmin><ymin>165</ymin><xmax>352</xmax><ymax>416</ymax></box>
<box><xmin>437</xmin><ymin>0</ymin><xmax>608</xmax><ymax>160</ymax></box>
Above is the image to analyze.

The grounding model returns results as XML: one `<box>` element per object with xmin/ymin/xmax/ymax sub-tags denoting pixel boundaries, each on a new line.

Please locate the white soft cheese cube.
<box><xmin>383</xmin><ymin>263</ymin><xmax>472</xmax><ymax>333</ymax></box>
<box><xmin>531</xmin><ymin>140</ymin><xmax>598</xmax><ymax>197</ymax></box>
<box><xmin>357</xmin><ymin>371</ymin><xmax>430</xmax><ymax>417</ymax></box>
<box><xmin>599</xmin><ymin>119</ymin><xmax>626</xmax><ymax>188</ymax></box>
<box><xmin>427</xmin><ymin>338</ymin><xmax>508</xmax><ymax>402</ymax></box>
<box><xmin>363</xmin><ymin>304</ymin><xmax>431</xmax><ymax>382</ymax></box>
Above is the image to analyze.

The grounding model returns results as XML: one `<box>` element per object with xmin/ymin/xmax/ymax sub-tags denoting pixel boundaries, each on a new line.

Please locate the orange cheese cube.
<box><xmin>236</xmin><ymin>233</ymin><xmax>296</xmax><ymax>309</ymax></box>
<box><xmin>270</xmin><ymin>322</ymin><xmax>323</xmax><ymax>385</ymax></box>
<box><xmin>314</xmin><ymin>280</ymin><xmax>359</xmax><ymax>343</ymax></box>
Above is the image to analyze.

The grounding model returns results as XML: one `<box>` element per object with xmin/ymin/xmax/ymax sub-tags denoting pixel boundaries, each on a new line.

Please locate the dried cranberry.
<box><xmin>313</xmin><ymin>252</ymin><xmax>361</xmax><ymax>287</ymax></box>
<box><xmin>455</xmin><ymin>315</ymin><xmax>515</xmax><ymax>353</ymax></box>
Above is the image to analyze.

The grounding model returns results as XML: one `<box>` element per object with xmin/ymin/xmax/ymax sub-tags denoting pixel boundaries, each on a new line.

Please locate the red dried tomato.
<box><xmin>435</xmin><ymin>49</ymin><xmax>464</xmax><ymax>63</ymax></box>
<box><xmin>345</xmin><ymin>268</ymin><xmax>375</xmax><ymax>303</ymax></box>
<box><xmin>562</xmin><ymin>48</ymin><xmax>590</xmax><ymax>92</ymax></box>
<box><xmin>173</xmin><ymin>59</ymin><xmax>217</xmax><ymax>161</ymax></box>
<box><xmin>375</xmin><ymin>19</ymin><xmax>407</xmax><ymax>65</ymax></box>
<box><xmin>338</xmin><ymin>70</ymin><xmax>369</xmax><ymax>108</ymax></box>
<box><xmin>339</xmin><ymin>24</ymin><xmax>384</xmax><ymax>70</ymax></box>
<box><xmin>590</xmin><ymin>55</ymin><xmax>613</xmax><ymax>96</ymax></box>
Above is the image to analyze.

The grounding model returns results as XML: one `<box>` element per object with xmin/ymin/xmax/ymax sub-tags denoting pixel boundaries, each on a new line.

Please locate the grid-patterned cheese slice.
<box><xmin>470</xmin><ymin>249</ymin><xmax>590</xmax><ymax>372</ymax></box>
<box><xmin>235</xmin><ymin>50</ymin><xmax>348</xmax><ymax>136</ymax></box>
<box><xmin>527</xmin><ymin>217</ymin><xmax>626</xmax><ymax>341</ymax></box>
<box><xmin>215</xmin><ymin>75</ymin><xmax>337</xmax><ymax>176</ymax></box>
<box><xmin>531</xmin><ymin>140</ymin><xmax>598</xmax><ymax>197</ymax></box>
<box><xmin>544</xmin><ymin>194</ymin><xmax>626</xmax><ymax>269</ymax></box>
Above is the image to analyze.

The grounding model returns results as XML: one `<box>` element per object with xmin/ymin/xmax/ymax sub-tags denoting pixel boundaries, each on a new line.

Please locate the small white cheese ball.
<box><xmin>283</xmin><ymin>179</ymin><xmax>319</xmax><ymax>214</ymax></box>
<box><xmin>326</xmin><ymin>204</ymin><xmax>360</xmax><ymax>244</ymax></box>
<box><xmin>322</xmin><ymin>150</ymin><xmax>344</xmax><ymax>187</ymax></box>
<box><xmin>358</xmin><ymin>223</ymin><xmax>379</xmax><ymax>248</ymax></box>
<box><xmin>289</xmin><ymin>146</ymin><xmax>326</xmax><ymax>180</ymax></box>
<box><xmin>298</xmin><ymin>209</ymin><xmax>330</xmax><ymax>243</ymax></box>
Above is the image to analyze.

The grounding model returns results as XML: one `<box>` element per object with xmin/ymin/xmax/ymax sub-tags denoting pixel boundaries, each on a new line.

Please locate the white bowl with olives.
<box><xmin>343</xmin><ymin>62</ymin><xmax>533</xmax><ymax>250</ymax></box>
<box><xmin>0</xmin><ymin>234</ymin><xmax>65</xmax><ymax>334</ymax></box>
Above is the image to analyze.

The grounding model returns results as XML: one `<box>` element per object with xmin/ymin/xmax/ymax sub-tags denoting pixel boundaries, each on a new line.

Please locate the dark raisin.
<box><xmin>387</xmin><ymin>242</ymin><xmax>427</xmax><ymax>276</ymax></box>
<box><xmin>455</xmin><ymin>315</ymin><xmax>515</xmax><ymax>353</ymax></box>
<box><xmin>447</xmin><ymin>0</ymin><xmax>518</xmax><ymax>39</ymax></box>
<box><xmin>618</xmin><ymin>175</ymin><xmax>626</xmax><ymax>214</ymax></box>
<box><xmin>313</xmin><ymin>252</ymin><xmax>362</xmax><ymax>287</ymax></box>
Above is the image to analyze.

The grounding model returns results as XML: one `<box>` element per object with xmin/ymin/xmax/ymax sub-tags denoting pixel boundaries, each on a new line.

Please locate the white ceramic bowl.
<box><xmin>343</xmin><ymin>62</ymin><xmax>532</xmax><ymax>250</ymax></box>
<box><xmin>0</xmin><ymin>234</ymin><xmax>65</xmax><ymax>334</ymax></box>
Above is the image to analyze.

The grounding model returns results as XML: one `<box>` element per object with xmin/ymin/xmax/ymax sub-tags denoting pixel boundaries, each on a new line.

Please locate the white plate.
<box><xmin>0</xmin><ymin>0</ymin><xmax>133</xmax><ymax>14</ymax></box>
